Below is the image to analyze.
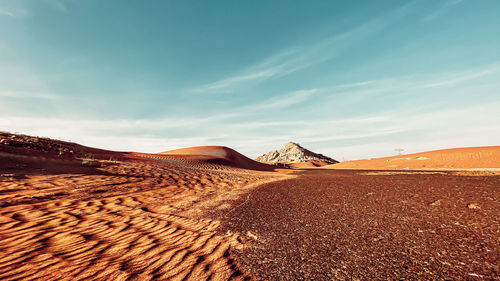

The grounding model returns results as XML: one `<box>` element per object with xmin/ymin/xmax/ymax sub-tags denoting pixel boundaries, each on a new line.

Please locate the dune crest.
<box><xmin>0</xmin><ymin>132</ymin><xmax>289</xmax><ymax>280</ymax></box>
<box><xmin>155</xmin><ymin>146</ymin><xmax>278</xmax><ymax>171</ymax></box>
<box><xmin>2</xmin><ymin>132</ymin><xmax>498</xmax><ymax>279</ymax></box>
<box><xmin>326</xmin><ymin>146</ymin><xmax>500</xmax><ymax>170</ymax></box>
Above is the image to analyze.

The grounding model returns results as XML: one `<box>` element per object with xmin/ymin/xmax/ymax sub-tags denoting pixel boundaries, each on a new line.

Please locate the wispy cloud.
<box><xmin>341</xmin><ymin>102</ymin><xmax>499</xmax><ymax>158</ymax></box>
<box><xmin>314</xmin><ymin>63</ymin><xmax>500</xmax><ymax>103</ymax></box>
<box><xmin>229</xmin><ymin>116</ymin><xmax>388</xmax><ymax>130</ymax></box>
<box><xmin>2</xmin><ymin>99</ymin><xmax>498</xmax><ymax>159</ymax></box>
<box><xmin>1</xmin><ymin>0</ymin><xmax>498</xmax><ymax>163</ymax></box>
<box><xmin>421</xmin><ymin>0</ymin><xmax>464</xmax><ymax>23</ymax></box>
<box><xmin>249</xmin><ymin>89</ymin><xmax>318</xmax><ymax>111</ymax></box>
<box><xmin>0</xmin><ymin>90</ymin><xmax>58</xmax><ymax>99</ymax></box>
<box><xmin>222</xmin><ymin>101</ymin><xmax>500</xmax><ymax>159</ymax></box>
<box><xmin>191</xmin><ymin>69</ymin><xmax>281</xmax><ymax>94</ymax></box>
<box><xmin>183</xmin><ymin>80</ymin><xmax>380</xmax><ymax>125</ymax></box>
<box><xmin>420</xmin><ymin>67</ymin><xmax>498</xmax><ymax>88</ymax></box>
<box><xmin>197</xmin><ymin>62</ymin><xmax>499</xmax><ymax>124</ymax></box>
<box><xmin>0</xmin><ymin>116</ymin><xmax>230</xmax><ymax>152</ymax></box>
<box><xmin>0</xmin><ymin>9</ymin><xmax>14</xmax><ymax>17</ymax></box>
<box><xmin>45</xmin><ymin>0</ymin><xmax>68</xmax><ymax>13</ymax></box>
<box><xmin>190</xmin><ymin>3</ymin><xmax>414</xmax><ymax>94</ymax></box>
<box><xmin>189</xmin><ymin>50</ymin><xmax>298</xmax><ymax>93</ymax></box>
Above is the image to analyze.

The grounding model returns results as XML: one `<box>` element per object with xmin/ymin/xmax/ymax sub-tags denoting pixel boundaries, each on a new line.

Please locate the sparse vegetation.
<box><xmin>80</xmin><ymin>153</ymin><xmax>99</xmax><ymax>167</ymax></box>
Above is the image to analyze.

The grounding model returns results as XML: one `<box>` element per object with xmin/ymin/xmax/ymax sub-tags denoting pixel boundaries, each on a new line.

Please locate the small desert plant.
<box><xmin>81</xmin><ymin>153</ymin><xmax>99</xmax><ymax>167</ymax></box>
<box><xmin>84</xmin><ymin>153</ymin><xmax>95</xmax><ymax>160</ymax></box>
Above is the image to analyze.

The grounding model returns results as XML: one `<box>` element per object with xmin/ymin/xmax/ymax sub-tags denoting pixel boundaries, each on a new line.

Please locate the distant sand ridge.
<box><xmin>326</xmin><ymin>146</ymin><xmax>500</xmax><ymax>170</ymax></box>
<box><xmin>0</xmin><ymin>132</ymin><xmax>291</xmax><ymax>280</ymax></box>
<box><xmin>0</xmin><ymin>132</ymin><xmax>498</xmax><ymax>280</ymax></box>
<box><xmin>158</xmin><ymin>146</ymin><xmax>277</xmax><ymax>171</ymax></box>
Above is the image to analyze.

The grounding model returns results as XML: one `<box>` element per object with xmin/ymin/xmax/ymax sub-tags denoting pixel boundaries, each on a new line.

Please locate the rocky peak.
<box><xmin>255</xmin><ymin>142</ymin><xmax>338</xmax><ymax>165</ymax></box>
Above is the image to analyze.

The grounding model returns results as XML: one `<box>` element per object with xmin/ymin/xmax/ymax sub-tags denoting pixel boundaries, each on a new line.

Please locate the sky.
<box><xmin>1</xmin><ymin>0</ymin><xmax>499</xmax><ymax>160</ymax></box>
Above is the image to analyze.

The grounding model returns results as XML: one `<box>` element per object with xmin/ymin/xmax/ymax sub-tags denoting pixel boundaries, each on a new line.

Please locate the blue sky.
<box><xmin>1</xmin><ymin>0</ymin><xmax>499</xmax><ymax>160</ymax></box>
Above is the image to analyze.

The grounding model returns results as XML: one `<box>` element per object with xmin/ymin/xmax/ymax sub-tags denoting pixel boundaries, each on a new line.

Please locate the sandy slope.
<box><xmin>325</xmin><ymin>146</ymin><xmax>500</xmax><ymax>170</ymax></box>
<box><xmin>159</xmin><ymin>146</ymin><xmax>277</xmax><ymax>171</ymax></box>
<box><xmin>0</xmin><ymin>133</ymin><xmax>291</xmax><ymax>280</ymax></box>
<box><xmin>1</xmin><ymin>133</ymin><xmax>498</xmax><ymax>280</ymax></box>
<box><xmin>287</xmin><ymin>160</ymin><xmax>330</xmax><ymax>168</ymax></box>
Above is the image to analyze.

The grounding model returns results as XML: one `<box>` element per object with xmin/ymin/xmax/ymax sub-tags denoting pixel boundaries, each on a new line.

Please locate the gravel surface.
<box><xmin>214</xmin><ymin>170</ymin><xmax>499</xmax><ymax>280</ymax></box>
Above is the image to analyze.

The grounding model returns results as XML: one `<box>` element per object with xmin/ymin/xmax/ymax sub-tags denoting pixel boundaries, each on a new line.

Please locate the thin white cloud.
<box><xmin>249</xmin><ymin>89</ymin><xmax>318</xmax><ymax>111</ymax></box>
<box><xmin>192</xmin><ymin>69</ymin><xmax>280</xmax><ymax>94</ymax></box>
<box><xmin>0</xmin><ymin>116</ymin><xmax>231</xmax><ymax>153</ymax></box>
<box><xmin>1</xmin><ymin>51</ymin><xmax>498</xmax><ymax>160</ymax></box>
<box><xmin>0</xmin><ymin>9</ymin><xmax>14</xmax><ymax>17</ymax></box>
<box><xmin>192</xmin><ymin>62</ymin><xmax>500</xmax><ymax>127</ymax></box>
<box><xmin>190</xmin><ymin>3</ymin><xmax>414</xmax><ymax>94</ymax></box>
<box><xmin>317</xmin><ymin>64</ymin><xmax>500</xmax><ymax>101</ymax></box>
<box><xmin>226</xmin><ymin>116</ymin><xmax>388</xmax><ymax>129</ymax></box>
<box><xmin>0</xmin><ymin>116</ymin><xmax>208</xmax><ymax>133</ymax></box>
<box><xmin>329</xmin><ymin>123</ymin><xmax>500</xmax><ymax>161</ymax></box>
<box><xmin>419</xmin><ymin>69</ymin><xmax>497</xmax><ymax>88</ymax></box>
<box><xmin>224</xmin><ymin>101</ymin><xmax>500</xmax><ymax>157</ymax></box>
<box><xmin>421</xmin><ymin>0</ymin><xmax>464</xmax><ymax>23</ymax></box>
<box><xmin>190</xmin><ymin>50</ymin><xmax>298</xmax><ymax>94</ymax></box>
<box><xmin>0</xmin><ymin>111</ymin><xmax>395</xmax><ymax>157</ymax></box>
<box><xmin>198</xmin><ymin>80</ymin><xmax>382</xmax><ymax>123</ymax></box>
<box><xmin>325</xmin><ymin>102</ymin><xmax>500</xmax><ymax>160</ymax></box>
<box><xmin>297</xmin><ymin>128</ymin><xmax>409</xmax><ymax>143</ymax></box>
<box><xmin>0</xmin><ymin>90</ymin><xmax>58</xmax><ymax>99</ymax></box>
<box><xmin>245</xmin><ymin>80</ymin><xmax>380</xmax><ymax>113</ymax></box>
<box><xmin>45</xmin><ymin>0</ymin><xmax>68</xmax><ymax>13</ymax></box>
<box><xmin>1</xmin><ymin>100</ymin><xmax>498</xmax><ymax>159</ymax></box>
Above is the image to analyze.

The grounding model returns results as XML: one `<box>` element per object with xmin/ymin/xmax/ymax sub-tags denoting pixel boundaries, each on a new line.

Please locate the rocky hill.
<box><xmin>255</xmin><ymin>142</ymin><xmax>338</xmax><ymax>165</ymax></box>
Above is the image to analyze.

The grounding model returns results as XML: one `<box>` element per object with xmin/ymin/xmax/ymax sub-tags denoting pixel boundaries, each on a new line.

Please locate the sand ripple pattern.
<box><xmin>0</xmin><ymin>159</ymin><xmax>274</xmax><ymax>280</ymax></box>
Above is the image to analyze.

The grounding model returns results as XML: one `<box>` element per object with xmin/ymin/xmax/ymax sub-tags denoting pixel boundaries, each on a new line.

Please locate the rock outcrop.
<box><xmin>255</xmin><ymin>142</ymin><xmax>338</xmax><ymax>165</ymax></box>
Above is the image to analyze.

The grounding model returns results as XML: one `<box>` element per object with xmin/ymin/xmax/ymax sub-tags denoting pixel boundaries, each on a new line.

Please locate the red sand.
<box><xmin>1</xmin><ymin>132</ymin><xmax>498</xmax><ymax>280</ymax></box>
<box><xmin>0</xmin><ymin>133</ymin><xmax>288</xmax><ymax>280</ymax></box>
<box><xmin>326</xmin><ymin>146</ymin><xmax>500</xmax><ymax>170</ymax></box>
<box><xmin>288</xmin><ymin>160</ymin><xmax>330</xmax><ymax>168</ymax></box>
<box><xmin>158</xmin><ymin>146</ymin><xmax>277</xmax><ymax>171</ymax></box>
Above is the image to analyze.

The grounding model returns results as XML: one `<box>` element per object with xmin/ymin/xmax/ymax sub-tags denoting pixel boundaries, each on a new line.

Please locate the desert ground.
<box><xmin>326</xmin><ymin>146</ymin><xmax>500</xmax><ymax>170</ymax></box>
<box><xmin>0</xmin><ymin>132</ymin><xmax>499</xmax><ymax>280</ymax></box>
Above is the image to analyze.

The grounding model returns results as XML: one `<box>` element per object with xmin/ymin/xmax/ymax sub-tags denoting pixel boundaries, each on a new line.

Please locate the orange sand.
<box><xmin>157</xmin><ymin>146</ymin><xmax>277</xmax><ymax>171</ymax></box>
<box><xmin>288</xmin><ymin>160</ymin><xmax>330</xmax><ymax>168</ymax></box>
<box><xmin>326</xmin><ymin>146</ymin><xmax>500</xmax><ymax>170</ymax></box>
<box><xmin>0</xmin><ymin>133</ymin><xmax>291</xmax><ymax>280</ymax></box>
<box><xmin>1</xmin><ymin>132</ymin><xmax>498</xmax><ymax>280</ymax></box>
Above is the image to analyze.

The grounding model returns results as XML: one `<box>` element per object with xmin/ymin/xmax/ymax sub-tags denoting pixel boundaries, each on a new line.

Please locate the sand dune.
<box><xmin>0</xmin><ymin>133</ymin><xmax>290</xmax><ymax>280</ymax></box>
<box><xmin>1</xmin><ymin>133</ymin><xmax>498</xmax><ymax>280</ymax></box>
<box><xmin>287</xmin><ymin>160</ymin><xmax>330</xmax><ymax>168</ymax></box>
<box><xmin>326</xmin><ymin>146</ymin><xmax>500</xmax><ymax>170</ymax></box>
<box><xmin>157</xmin><ymin>146</ymin><xmax>277</xmax><ymax>171</ymax></box>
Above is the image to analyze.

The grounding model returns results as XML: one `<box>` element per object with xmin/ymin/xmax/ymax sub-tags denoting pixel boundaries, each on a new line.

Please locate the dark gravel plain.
<box><xmin>214</xmin><ymin>170</ymin><xmax>499</xmax><ymax>280</ymax></box>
